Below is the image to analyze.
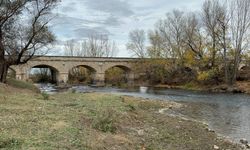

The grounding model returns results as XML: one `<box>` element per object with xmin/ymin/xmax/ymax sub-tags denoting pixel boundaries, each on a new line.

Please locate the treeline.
<box><xmin>64</xmin><ymin>34</ymin><xmax>117</xmax><ymax>57</ymax></box>
<box><xmin>127</xmin><ymin>0</ymin><xmax>250</xmax><ymax>86</ymax></box>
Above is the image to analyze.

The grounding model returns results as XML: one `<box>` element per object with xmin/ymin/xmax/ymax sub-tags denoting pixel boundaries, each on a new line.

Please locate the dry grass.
<box><xmin>0</xmin><ymin>85</ymin><xmax>242</xmax><ymax>150</ymax></box>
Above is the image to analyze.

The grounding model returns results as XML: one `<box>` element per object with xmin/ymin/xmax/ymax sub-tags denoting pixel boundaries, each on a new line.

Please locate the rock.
<box><xmin>213</xmin><ymin>145</ymin><xmax>219</xmax><ymax>150</ymax></box>
<box><xmin>240</xmin><ymin>138</ymin><xmax>248</xmax><ymax>145</ymax></box>
<box><xmin>246</xmin><ymin>144</ymin><xmax>250</xmax><ymax>149</ymax></box>
<box><xmin>137</xmin><ymin>129</ymin><xmax>144</xmax><ymax>136</ymax></box>
<box><xmin>206</xmin><ymin>127</ymin><xmax>215</xmax><ymax>133</ymax></box>
<box><xmin>240</xmin><ymin>145</ymin><xmax>246</xmax><ymax>149</ymax></box>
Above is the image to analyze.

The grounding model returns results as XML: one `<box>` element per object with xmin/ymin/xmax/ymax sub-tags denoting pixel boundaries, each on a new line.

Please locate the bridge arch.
<box><xmin>68</xmin><ymin>65</ymin><xmax>97</xmax><ymax>84</ymax></box>
<box><xmin>104</xmin><ymin>65</ymin><xmax>134</xmax><ymax>86</ymax></box>
<box><xmin>238</xmin><ymin>65</ymin><xmax>250</xmax><ymax>81</ymax></box>
<box><xmin>29</xmin><ymin>64</ymin><xmax>60</xmax><ymax>84</ymax></box>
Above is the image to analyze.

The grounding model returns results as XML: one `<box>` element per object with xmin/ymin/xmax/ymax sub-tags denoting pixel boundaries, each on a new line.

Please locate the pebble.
<box><xmin>213</xmin><ymin>145</ymin><xmax>219</xmax><ymax>150</ymax></box>
<box><xmin>240</xmin><ymin>138</ymin><xmax>248</xmax><ymax>145</ymax></box>
<box><xmin>137</xmin><ymin>129</ymin><xmax>144</xmax><ymax>136</ymax></box>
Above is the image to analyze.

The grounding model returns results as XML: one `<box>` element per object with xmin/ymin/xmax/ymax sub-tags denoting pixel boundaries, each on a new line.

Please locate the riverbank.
<box><xmin>153</xmin><ymin>81</ymin><xmax>250</xmax><ymax>94</ymax></box>
<box><xmin>0</xmin><ymin>83</ymin><xmax>242</xmax><ymax>149</ymax></box>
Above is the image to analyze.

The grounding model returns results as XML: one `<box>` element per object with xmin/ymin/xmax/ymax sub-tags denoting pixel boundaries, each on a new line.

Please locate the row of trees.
<box><xmin>64</xmin><ymin>34</ymin><xmax>117</xmax><ymax>57</ymax></box>
<box><xmin>127</xmin><ymin>0</ymin><xmax>250</xmax><ymax>86</ymax></box>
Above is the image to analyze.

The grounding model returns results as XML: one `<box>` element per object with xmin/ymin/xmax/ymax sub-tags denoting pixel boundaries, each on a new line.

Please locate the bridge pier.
<box><xmin>16</xmin><ymin>73</ymin><xmax>28</xmax><ymax>81</ymax></box>
<box><xmin>94</xmin><ymin>72</ymin><xmax>105</xmax><ymax>86</ymax></box>
<box><xmin>59</xmin><ymin>73</ymin><xmax>68</xmax><ymax>84</ymax></box>
<box><xmin>127</xmin><ymin>73</ymin><xmax>135</xmax><ymax>86</ymax></box>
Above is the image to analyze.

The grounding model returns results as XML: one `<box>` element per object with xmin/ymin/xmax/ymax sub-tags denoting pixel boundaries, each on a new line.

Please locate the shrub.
<box><xmin>197</xmin><ymin>68</ymin><xmax>221</xmax><ymax>85</ymax></box>
<box><xmin>92</xmin><ymin>109</ymin><xmax>117</xmax><ymax>133</ymax></box>
<box><xmin>41</xmin><ymin>92</ymin><xmax>49</xmax><ymax>100</ymax></box>
<box><xmin>0</xmin><ymin>138</ymin><xmax>22</xmax><ymax>149</ymax></box>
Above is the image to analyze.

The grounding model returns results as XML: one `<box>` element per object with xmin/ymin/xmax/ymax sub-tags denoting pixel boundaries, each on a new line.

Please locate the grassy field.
<box><xmin>0</xmin><ymin>83</ymin><xmax>242</xmax><ymax>150</ymax></box>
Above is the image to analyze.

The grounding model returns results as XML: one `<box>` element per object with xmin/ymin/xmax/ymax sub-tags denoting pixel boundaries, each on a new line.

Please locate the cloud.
<box><xmin>60</xmin><ymin>2</ymin><xmax>77</xmax><ymax>12</ymax></box>
<box><xmin>73</xmin><ymin>26</ymin><xmax>111</xmax><ymax>39</ymax></box>
<box><xmin>103</xmin><ymin>16</ymin><xmax>121</xmax><ymax>26</ymax></box>
<box><xmin>51</xmin><ymin>0</ymin><xmax>204</xmax><ymax>57</ymax></box>
<box><xmin>83</xmin><ymin>0</ymin><xmax>134</xmax><ymax>17</ymax></box>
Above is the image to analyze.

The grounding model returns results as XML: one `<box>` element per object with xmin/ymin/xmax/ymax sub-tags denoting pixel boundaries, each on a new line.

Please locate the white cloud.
<box><xmin>51</xmin><ymin>0</ymin><xmax>204</xmax><ymax>57</ymax></box>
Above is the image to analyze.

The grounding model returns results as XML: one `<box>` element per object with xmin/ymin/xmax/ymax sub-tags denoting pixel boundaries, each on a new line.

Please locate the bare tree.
<box><xmin>229</xmin><ymin>0</ymin><xmax>250</xmax><ymax>84</ymax></box>
<box><xmin>147</xmin><ymin>30</ymin><xmax>165</xmax><ymax>58</ymax></box>
<box><xmin>202</xmin><ymin>0</ymin><xmax>222</xmax><ymax>67</ymax></box>
<box><xmin>0</xmin><ymin>0</ymin><xmax>58</xmax><ymax>83</ymax></box>
<box><xmin>126</xmin><ymin>29</ymin><xmax>147</xmax><ymax>58</ymax></box>
<box><xmin>157</xmin><ymin>10</ymin><xmax>186</xmax><ymax>65</ymax></box>
<box><xmin>83</xmin><ymin>34</ymin><xmax>117</xmax><ymax>57</ymax></box>
<box><xmin>216</xmin><ymin>1</ymin><xmax>231</xmax><ymax>85</ymax></box>
<box><xmin>184</xmin><ymin>13</ymin><xmax>204</xmax><ymax>60</ymax></box>
<box><xmin>64</xmin><ymin>34</ymin><xmax>117</xmax><ymax>57</ymax></box>
<box><xmin>64</xmin><ymin>40</ymin><xmax>82</xmax><ymax>56</ymax></box>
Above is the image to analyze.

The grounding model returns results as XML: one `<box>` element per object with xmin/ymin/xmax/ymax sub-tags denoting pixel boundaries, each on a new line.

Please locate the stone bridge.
<box><xmin>10</xmin><ymin>56</ymin><xmax>139</xmax><ymax>85</ymax></box>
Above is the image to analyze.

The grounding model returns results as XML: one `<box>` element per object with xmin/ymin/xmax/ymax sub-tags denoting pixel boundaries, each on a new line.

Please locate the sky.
<box><xmin>50</xmin><ymin>0</ymin><xmax>203</xmax><ymax>57</ymax></box>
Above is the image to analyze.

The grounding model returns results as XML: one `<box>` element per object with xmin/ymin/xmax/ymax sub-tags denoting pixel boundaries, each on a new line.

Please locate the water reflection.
<box><xmin>40</xmin><ymin>84</ymin><xmax>250</xmax><ymax>142</ymax></box>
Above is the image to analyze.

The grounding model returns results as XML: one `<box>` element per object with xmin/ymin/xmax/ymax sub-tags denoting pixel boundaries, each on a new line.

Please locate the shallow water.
<box><xmin>41</xmin><ymin>84</ymin><xmax>250</xmax><ymax>142</ymax></box>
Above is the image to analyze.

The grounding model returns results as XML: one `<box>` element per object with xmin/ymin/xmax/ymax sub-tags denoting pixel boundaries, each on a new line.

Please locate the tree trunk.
<box><xmin>0</xmin><ymin>62</ymin><xmax>8</xmax><ymax>83</ymax></box>
<box><xmin>211</xmin><ymin>34</ymin><xmax>216</xmax><ymax>68</ymax></box>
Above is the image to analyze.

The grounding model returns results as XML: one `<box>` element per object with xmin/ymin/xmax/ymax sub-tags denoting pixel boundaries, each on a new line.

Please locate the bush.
<box><xmin>165</xmin><ymin>67</ymin><xmax>197</xmax><ymax>85</ymax></box>
<box><xmin>92</xmin><ymin>109</ymin><xmax>117</xmax><ymax>133</ymax></box>
<box><xmin>105</xmin><ymin>67</ymin><xmax>127</xmax><ymax>87</ymax></box>
<box><xmin>41</xmin><ymin>92</ymin><xmax>49</xmax><ymax>100</ymax></box>
<box><xmin>197</xmin><ymin>68</ymin><xmax>221</xmax><ymax>85</ymax></box>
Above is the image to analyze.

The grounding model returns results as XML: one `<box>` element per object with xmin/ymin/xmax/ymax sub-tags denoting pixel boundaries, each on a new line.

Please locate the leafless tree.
<box><xmin>0</xmin><ymin>0</ymin><xmax>58</xmax><ymax>83</ymax></box>
<box><xmin>157</xmin><ymin>10</ymin><xmax>186</xmax><ymax>65</ymax></box>
<box><xmin>64</xmin><ymin>34</ymin><xmax>118</xmax><ymax>57</ymax></box>
<box><xmin>202</xmin><ymin>0</ymin><xmax>222</xmax><ymax>67</ymax></box>
<box><xmin>205</xmin><ymin>0</ymin><xmax>250</xmax><ymax>85</ymax></box>
<box><xmin>216</xmin><ymin>1</ymin><xmax>231</xmax><ymax>85</ymax></box>
<box><xmin>229</xmin><ymin>0</ymin><xmax>250</xmax><ymax>84</ymax></box>
<box><xmin>126</xmin><ymin>29</ymin><xmax>147</xmax><ymax>58</ymax></box>
<box><xmin>64</xmin><ymin>40</ymin><xmax>82</xmax><ymax>56</ymax></box>
<box><xmin>147</xmin><ymin>30</ymin><xmax>165</xmax><ymax>58</ymax></box>
<box><xmin>83</xmin><ymin>34</ymin><xmax>117</xmax><ymax>57</ymax></box>
<box><xmin>184</xmin><ymin>13</ymin><xmax>204</xmax><ymax>60</ymax></box>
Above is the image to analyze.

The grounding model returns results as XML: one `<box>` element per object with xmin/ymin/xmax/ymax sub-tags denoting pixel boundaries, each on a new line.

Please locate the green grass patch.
<box><xmin>6</xmin><ymin>78</ymin><xmax>39</xmax><ymax>92</ymax></box>
<box><xmin>0</xmin><ymin>138</ymin><xmax>23</xmax><ymax>149</ymax></box>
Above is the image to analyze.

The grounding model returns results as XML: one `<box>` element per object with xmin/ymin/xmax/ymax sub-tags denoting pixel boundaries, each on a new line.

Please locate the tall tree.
<box><xmin>202</xmin><ymin>0</ymin><xmax>222</xmax><ymax>67</ymax></box>
<box><xmin>157</xmin><ymin>10</ymin><xmax>186</xmax><ymax>66</ymax></box>
<box><xmin>184</xmin><ymin>13</ymin><xmax>204</xmax><ymax>60</ymax></box>
<box><xmin>216</xmin><ymin>1</ymin><xmax>231</xmax><ymax>85</ymax></box>
<box><xmin>126</xmin><ymin>29</ymin><xmax>147</xmax><ymax>58</ymax></box>
<box><xmin>0</xmin><ymin>0</ymin><xmax>58</xmax><ymax>83</ymax></box>
<box><xmin>147</xmin><ymin>30</ymin><xmax>166</xmax><ymax>58</ymax></box>
<box><xmin>229</xmin><ymin>0</ymin><xmax>250</xmax><ymax>84</ymax></box>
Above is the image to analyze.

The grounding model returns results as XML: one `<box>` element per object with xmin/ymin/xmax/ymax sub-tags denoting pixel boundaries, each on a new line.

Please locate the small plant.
<box><xmin>41</xmin><ymin>92</ymin><xmax>49</xmax><ymax>100</ymax></box>
<box><xmin>0</xmin><ymin>138</ymin><xmax>22</xmax><ymax>149</ymax></box>
<box><xmin>71</xmin><ymin>88</ymin><xmax>77</xmax><ymax>93</ymax></box>
<box><xmin>92</xmin><ymin>109</ymin><xmax>117</xmax><ymax>133</ymax></box>
<box><xmin>126</xmin><ymin>104</ymin><xmax>136</xmax><ymax>111</ymax></box>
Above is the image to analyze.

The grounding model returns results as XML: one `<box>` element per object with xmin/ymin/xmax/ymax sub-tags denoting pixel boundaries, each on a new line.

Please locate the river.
<box><xmin>38</xmin><ymin>84</ymin><xmax>250</xmax><ymax>143</ymax></box>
